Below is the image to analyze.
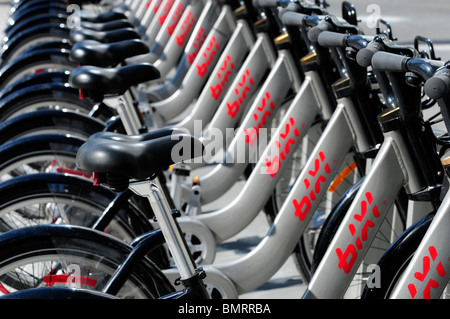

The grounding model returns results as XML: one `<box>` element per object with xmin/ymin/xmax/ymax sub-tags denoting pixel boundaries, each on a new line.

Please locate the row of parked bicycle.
<box><xmin>0</xmin><ymin>0</ymin><xmax>447</xmax><ymax>299</ymax></box>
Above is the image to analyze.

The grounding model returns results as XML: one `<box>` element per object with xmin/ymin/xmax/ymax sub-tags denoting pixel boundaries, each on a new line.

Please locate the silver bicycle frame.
<box><xmin>131</xmin><ymin>0</ymin><xmax>205</xmax><ymax>68</ymax></box>
<box><xmin>143</xmin><ymin>1</ymin><xmax>224</xmax><ymax>100</ymax></box>
<box><xmin>303</xmin><ymin>107</ymin><xmax>434</xmax><ymax>298</ymax></box>
<box><xmin>185</xmin><ymin>42</ymin><xmax>298</xmax><ymax>207</ymax></box>
<box><xmin>135</xmin><ymin>0</ymin><xmax>163</xmax><ymax>34</ymax></box>
<box><xmin>142</xmin><ymin>0</ymin><xmax>177</xmax><ymax>46</ymax></box>
<box><xmin>173</xmin><ymin>18</ymin><xmax>255</xmax><ymax>134</ymax></box>
<box><xmin>164</xmin><ymin>54</ymin><xmax>321</xmax><ymax>265</ymax></box>
<box><xmin>153</xmin><ymin>0</ymin><xmax>216</xmax><ymax>77</ymax></box>
<box><xmin>189</xmin><ymin>68</ymin><xmax>326</xmax><ymax>241</ymax></box>
<box><xmin>170</xmin><ymin>32</ymin><xmax>277</xmax><ymax>206</ymax></box>
<box><xmin>389</xmin><ymin>181</ymin><xmax>450</xmax><ymax>299</ymax></box>
<box><xmin>150</xmin><ymin>6</ymin><xmax>238</xmax><ymax>123</ymax></box>
<box><xmin>160</xmin><ymin>19</ymin><xmax>255</xmax><ymax>206</ymax></box>
<box><xmin>129</xmin><ymin>0</ymin><xmax>151</xmax><ymax>27</ymax></box>
<box><xmin>145</xmin><ymin>0</ymin><xmax>191</xmax><ymax>61</ymax></box>
<box><xmin>163</xmin><ymin>88</ymin><xmax>371</xmax><ymax>296</ymax></box>
<box><xmin>199</xmin><ymin>32</ymin><xmax>276</xmax><ymax>145</ymax></box>
<box><xmin>135</xmin><ymin>0</ymin><xmax>162</xmax><ymax>36</ymax></box>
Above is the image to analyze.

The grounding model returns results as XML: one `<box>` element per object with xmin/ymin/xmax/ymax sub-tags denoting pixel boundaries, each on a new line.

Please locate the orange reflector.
<box><xmin>328</xmin><ymin>161</ymin><xmax>357</xmax><ymax>193</ymax></box>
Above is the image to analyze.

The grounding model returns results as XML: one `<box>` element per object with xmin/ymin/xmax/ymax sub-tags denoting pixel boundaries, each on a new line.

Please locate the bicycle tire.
<box><xmin>0</xmin><ymin>224</ymin><xmax>174</xmax><ymax>298</ymax></box>
<box><xmin>0</xmin><ymin>173</ymin><xmax>132</xmax><ymax>235</ymax></box>
<box><xmin>0</xmin><ymin>134</ymin><xmax>84</xmax><ymax>180</ymax></box>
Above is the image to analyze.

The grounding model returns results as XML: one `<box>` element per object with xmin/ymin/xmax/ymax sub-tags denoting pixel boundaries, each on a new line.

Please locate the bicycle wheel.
<box><xmin>0</xmin><ymin>134</ymin><xmax>84</xmax><ymax>181</ymax></box>
<box><xmin>0</xmin><ymin>224</ymin><xmax>174</xmax><ymax>298</ymax></box>
<box><xmin>0</xmin><ymin>172</ymin><xmax>170</xmax><ymax>268</ymax></box>
<box><xmin>0</xmin><ymin>173</ymin><xmax>138</xmax><ymax>240</ymax></box>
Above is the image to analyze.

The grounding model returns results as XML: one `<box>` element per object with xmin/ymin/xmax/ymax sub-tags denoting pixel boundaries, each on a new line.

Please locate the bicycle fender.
<box><xmin>0</xmin><ymin>70</ymin><xmax>70</xmax><ymax>99</ymax></box>
<box><xmin>1</xmin><ymin>24</ymin><xmax>70</xmax><ymax>60</ymax></box>
<box><xmin>0</xmin><ymin>49</ymin><xmax>74</xmax><ymax>86</ymax></box>
<box><xmin>7</xmin><ymin>4</ymin><xmax>67</xmax><ymax>27</ymax></box>
<box><xmin>0</xmin><ymin>109</ymin><xmax>105</xmax><ymax>144</ymax></box>
<box><xmin>0</xmin><ymin>82</ymin><xmax>81</xmax><ymax>116</ymax></box>
<box><xmin>4</xmin><ymin>14</ymin><xmax>68</xmax><ymax>40</ymax></box>
<box><xmin>0</xmin><ymin>134</ymin><xmax>85</xmax><ymax>169</ymax></box>
<box><xmin>0</xmin><ymin>173</ymin><xmax>117</xmax><ymax>209</ymax></box>
<box><xmin>18</xmin><ymin>40</ymin><xmax>72</xmax><ymax>57</ymax></box>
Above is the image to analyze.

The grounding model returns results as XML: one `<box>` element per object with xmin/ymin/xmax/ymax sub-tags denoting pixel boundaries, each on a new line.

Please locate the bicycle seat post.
<box><xmin>128</xmin><ymin>178</ymin><xmax>198</xmax><ymax>281</ymax></box>
<box><xmin>115</xmin><ymin>89</ymin><xmax>143</xmax><ymax>135</ymax></box>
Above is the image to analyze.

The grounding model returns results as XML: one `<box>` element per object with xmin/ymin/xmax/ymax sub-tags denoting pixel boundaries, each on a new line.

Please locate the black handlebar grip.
<box><xmin>307</xmin><ymin>20</ymin><xmax>332</xmax><ymax>43</ymax></box>
<box><xmin>278</xmin><ymin>3</ymin><xmax>301</xmax><ymax>20</ymax></box>
<box><xmin>356</xmin><ymin>41</ymin><xmax>384</xmax><ymax>67</ymax></box>
<box><xmin>424</xmin><ymin>69</ymin><xmax>450</xmax><ymax>99</ymax></box>
<box><xmin>279</xmin><ymin>11</ymin><xmax>307</xmax><ymax>26</ymax></box>
<box><xmin>252</xmin><ymin>0</ymin><xmax>279</xmax><ymax>8</ymax></box>
<box><xmin>371</xmin><ymin>51</ymin><xmax>408</xmax><ymax>72</ymax></box>
<box><xmin>317</xmin><ymin>31</ymin><xmax>347</xmax><ymax>48</ymax></box>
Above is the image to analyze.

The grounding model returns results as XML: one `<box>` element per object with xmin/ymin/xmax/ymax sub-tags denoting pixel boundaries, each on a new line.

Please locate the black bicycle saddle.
<box><xmin>80</xmin><ymin>19</ymin><xmax>134</xmax><ymax>32</ymax></box>
<box><xmin>69</xmin><ymin>63</ymin><xmax>160</xmax><ymax>99</ymax></box>
<box><xmin>76</xmin><ymin>133</ymin><xmax>204</xmax><ymax>190</ymax></box>
<box><xmin>88</xmin><ymin>128</ymin><xmax>186</xmax><ymax>142</ymax></box>
<box><xmin>80</xmin><ymin>10</ymin><xmax>127</xmax><ymax>23</ymax></box>
<box><xmin>70</xmin><ymin>27</ymin><xmax>140</xmax><ymax>44</ymax></box>
<box><xmin>70</xmin><ymin>39</ymin><xmax>149</xmax><ymax>67</ymax></box>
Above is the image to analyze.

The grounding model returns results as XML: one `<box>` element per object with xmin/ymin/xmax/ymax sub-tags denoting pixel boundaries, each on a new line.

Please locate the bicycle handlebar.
<box><xmin>279</xmin><ymin>11</ymin><xmax>308</xmax><ymax>26</ymax></box>
<box><xmin>252</xmin><ymin>0</ymin><xmax>289</xmax><ymax>8</ymax></box>
<box><xmin>371</xmin><ymin>51</ymin><xmax>408</xmax><ymax>72</ymax></box>
<box><xmin>307</xmin><ymin>15</ymin><xmax>360</xmax><ymax>43</ymax></box>
<box><xmin>308</xmin><ymin>20</ymin><xmax>332</xmax><ymax>42</ymax></box>
<box><xmin>371</xmin><ymin>51</ymin><xmax>449</xmax><ymax>99</ymax></box>
<box><xmin>317</xmin><ymin>31</ymin><xmax>374</xmax><ymax>53</ymax></box>
<box><xmin>356</xmin><ymin>41</ymin><xmax>385</xmax><ymax>67</ymax></box>
<box><xmin>424</xmin><ymin>68</ymin><xmax>450</xmax><ymax>99</ymax></box>
<box><xmin>317</xmin><ymin>31</ymin><xmax>347</xmax><ymax>47</ymax></box>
